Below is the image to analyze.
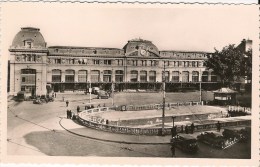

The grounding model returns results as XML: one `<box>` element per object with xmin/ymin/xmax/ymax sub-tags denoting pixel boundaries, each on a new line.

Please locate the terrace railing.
<box><xmin>77</xmin><ymin>107</ymin><xmax>251</xmax><ymax>136</ymax></box>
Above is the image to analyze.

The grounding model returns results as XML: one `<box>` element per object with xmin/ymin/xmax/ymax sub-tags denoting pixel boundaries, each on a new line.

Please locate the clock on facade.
<box><xmin>140</xmin><ymin>49</ymin><xmax>147</xmax><ymax>56</ymax></box>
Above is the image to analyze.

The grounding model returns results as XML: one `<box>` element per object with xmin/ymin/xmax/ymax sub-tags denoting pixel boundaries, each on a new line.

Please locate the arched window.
<box><xmin>52</xmin><ymin>69</ymin><xmax>61</xmax><ymax>82</ymax></box>
<box><xmin>211</xmin><ymin>71</ymin><xmax>217</xmax><ymax>82</ymax></box>
<box><xmin>130</xmin><ymin>70</ymin><xmax>138</xmax><ymax>82</ymax></box>
<box><xmin>202</xmin><ymin>71</ymin><xmax>208</xmax><ymax>82</ymax></box>
<box><xmin>192</xmin><ymin>71</ymin><xmax>199</xmax><ymax>82</ymax></box>
<box><xmin>172</xmin><ymin>71</ymin><xmax>180</xmax><ymax>82</ymax></box>
<box><xmin>115</xmin><ymin>70</ymin><xmax>124</xmax><ymax>82</ymax></box>
<box><xmin>103</xmin><ymin>70</ymin><xmax>112</xmax><ymax>82</ymax></box>
<box><xmin>140</xmin><ymin>71</ymin><xmax>147</xmax><ymax>82</ymax></box>
<box><xmin>182</xmin><ymin>71</ymin><xmax>189</xmax><ymax>82</ymax></box>
<box><xmin>65</xmin><ymin>70</ymin><xmax>75</xmax><ymax>82</ymax></box>
<box><xmin>78</xmin><ymin>70</ymin><xmax>87</xmax><ymax>82</ymax></box>
<box><xmin>162</xmin><ymin>71</ymin><xmax>169</xmax><ymax>82</ymax></box>
<box><xmin>149</xmin><ymin>71</ymin><xmax>156</xmax><ymax>82</ymax></box>
<box><xmin>91</xmin><ymin>70</ymin><xmax>100</xmax><ymax>82</ymax></box>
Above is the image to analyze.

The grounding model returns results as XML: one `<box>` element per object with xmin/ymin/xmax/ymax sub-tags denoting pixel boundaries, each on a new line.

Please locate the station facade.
<box><xmin>9</xmin><ymin>27</ymin><xmax>224</xmax><ymax>96</ymax></box>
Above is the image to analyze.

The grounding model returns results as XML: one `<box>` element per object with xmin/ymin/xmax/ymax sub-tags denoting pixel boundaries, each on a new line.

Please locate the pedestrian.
<box><xmin>91</xmin><ymin>104</ymin><xmax>94</xmax><ymax>108</ymax></box>
<box><xmin>106</xmin><ymin>119</ymin><xmax>109</xmax><ymax>125</ymax></box>
<box><xmin>69</xmin><ymin>110</ymin><xmax>72</xmax><ymax>119</ymax></box>
<box><xmin>216</xmin><ymin>121</ymin><xmax>221</xmax><ymax>132</ymax></box>
<box><xmin>77</xmin><ymin>106</ymin><xmax>80</xmax><ymax>113</ymax></box>
<box><xmin>185</xmin><ymin>125</ymin><xmax>189</xmax><ymax>134</ymax></box>
<box><xmin>66</xmin><ymin>100</ymin><xmax>69</xmax><ymax>107</ymax></box>
<box><xmin>66</xmin><ymin>109</ymin><xmax>70</xmax><ymax>119</ymax></box>
<box><xmin>180</xmin><ymin>125</ymin><xmax>184</xmax><ymax>133</ymax></box>
<box><xmin>55</xmin><ymin>93</ymin><xmax>56</xmax><ymax>98</ymax></box>
<box><xmin>190</xmin><ymin>123</ymin><xmax>195</xmax><ymax>134</ymax></box>
<box><xmin>62</xmin><ymin>96</ymin><xmax>65</xmax><ymax>102</ymax></box>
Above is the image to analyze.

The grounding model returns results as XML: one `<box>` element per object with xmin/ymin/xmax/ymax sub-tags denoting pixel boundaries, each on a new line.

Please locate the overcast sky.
<box><xmin>2</xmin><ymin>3</ymin><xmax>257</xmax><ymax>56</ymax></box>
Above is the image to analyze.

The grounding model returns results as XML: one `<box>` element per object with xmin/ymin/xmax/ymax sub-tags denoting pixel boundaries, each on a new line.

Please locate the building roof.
<box><xmin>48</xmin><ymin>46</ymin><xmax>122</xmax><ymax>50</ymax></box>
<box><xmin>11</xmin><ymin>27</ymin><xmax>46</xmax><ymax>48</ymax></box>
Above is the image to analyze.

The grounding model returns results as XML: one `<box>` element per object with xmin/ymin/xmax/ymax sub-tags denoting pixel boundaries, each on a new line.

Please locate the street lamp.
<box><xmin>89</xmin><ymin>69</ymin><xmax>92</xmax><ymax>103</ymax></box>
<box><xmin>161</xmin><ymin>61</ymin><xmax>166</xmax><ymax>136</ymax></box>
<box><xmin>111</xmin><ymin>69</ymin><xmax>114</xmax><ymax>106</ymax></box>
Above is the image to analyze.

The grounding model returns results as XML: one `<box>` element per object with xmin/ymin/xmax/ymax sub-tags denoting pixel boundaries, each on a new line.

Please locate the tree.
<box><xmin>205</xmin><ymin>44</ymin><xmax>252</xmax><ymax>86</ymax></box>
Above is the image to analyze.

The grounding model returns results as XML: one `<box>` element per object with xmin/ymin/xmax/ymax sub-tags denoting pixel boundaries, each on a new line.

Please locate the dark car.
<box><xmin>170</xmin><ymin>134</ymin><xmax>199</xmax><ymax>153</ymax></box>
<box><xmin>97</xmin><ymin>90</ymin><xmax>109</xmax><ymax>99</ymax></box>
<box><xmin>197</xmin><ymin>131</ymin><xmax>228</xmax><ymax>149</ymax></box>
<box><xmin>222</xmin><ymin>127</ymin><xmax>251</xmax><ymax>143</ymax></box>
<box><xmin>222</xmin><ymin>128</ymin><xmax>241</xmax><ymax>142</ymax></box>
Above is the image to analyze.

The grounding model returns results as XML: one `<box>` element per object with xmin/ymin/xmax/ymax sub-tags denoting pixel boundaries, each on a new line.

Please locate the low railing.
<box><xmin>118</xmin><ymin>101</ymin><xmax>203</xmax><ymax>111</ymax></box>
<box><xmin>77</xmin><ymin>107</ymin><xmax>251</xmax><ymax>136</ymax></box>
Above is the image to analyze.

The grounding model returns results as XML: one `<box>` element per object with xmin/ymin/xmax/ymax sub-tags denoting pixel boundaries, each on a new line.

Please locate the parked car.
<box><xmin>33</xmin><ymin>98</ymin><xmax>42</xmax><ymax>104</ymax></box>
<box><xmin>170</xmin><ymin>134</ymin><xmax>199</xmax><ymax>153</ymax></box>
<box><xmin>222</xmin><ymin>128</ymin><xmax>241</xmax><ymax>142</ymax></box>
<box><xmin>197</xmin><ymin>131</ymin><xmax>228</xmax><ymax>149</ymax></box>
<box><xmin>222</xmin><ymin>127</ymin><xmax>251</xmax><ymax>143</ymax></box>
<box><xmin>97</xmin><ymin>90</ymin><xmax>109</xmax><ymax>99</ymax></box>
<box><xmin>239</xmin><ymin>127</ymin><xmax>251</xmax><ymax>142</ymax></box>
<box><xmin>92</xmin><ymin>87</ymin><xmax>100</xmax><ymax>94</ymax></box>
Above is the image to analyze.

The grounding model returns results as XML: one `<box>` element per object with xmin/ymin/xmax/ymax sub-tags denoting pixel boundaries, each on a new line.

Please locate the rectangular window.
<box><xmin>52</xmin><ymin>75</ymin><xmax>61</xmax><ymax>82</ymax></box>
<box><xmin>21</xmin><ymin>86</ymin><xmax>25</xmax><ymax>91</ymax></box>
<box><xmin>93</xmin><ymin>60</ymin><xmax>100</xmax><ymax>64</ymax></box>
<box><xmin>78</xmin><ymin>75</ymin><xmax>87</xmax><ymax>82</ymax></box>
<box><xmin>104</xmin><ymin>60</ymin><xmax>112</xmax><ymax>65</ymax></box>
<box><xmin>65</xmin><ymin>76</ymin><xmax>74</xmax><ymax>82</ymax></box>
<box><xmin>115</xmin><ymin>75</ymin><xmax>123</xmax><ymax>82</ymax></box>
<box><xmin>21</xmin><ymin>75</ymin><xmax>36</xmax><ymax>85</ymax></box>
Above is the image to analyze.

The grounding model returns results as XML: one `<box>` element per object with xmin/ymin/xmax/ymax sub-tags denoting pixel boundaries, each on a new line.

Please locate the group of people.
<box><xmin>66</xmin><ymin>109</ymin><xmax>77</xmax><ymax>120</ymax></box>
<box><xmin>171</xmin><ymin>121</ymin><xmax>222</xmax><ymax>137</ymax></box>
<box><xmin>84</xmin><ymin>103</ymin><xmax>106</xmax><ymax>110</ymax></box>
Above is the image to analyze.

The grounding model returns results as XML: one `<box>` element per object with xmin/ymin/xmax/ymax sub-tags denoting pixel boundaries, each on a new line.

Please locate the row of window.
<box><xmin>50</xmin><ymin>69</ymin><xmax>217</xmax><ymax>83</ymax></box>
<box><xmin>49</xmin><ymin>58</ymin><xmax>124</xmax><ymax>66</ymax></box>
<box><xmin>48</xmin><ymin>58</ymin><xmax>203</xmax><ymax>67</ymax></box>
<box><xmin>17</xmin><ymin>54</ymin><xmax>38</xmax><ymax>62</ymax></box>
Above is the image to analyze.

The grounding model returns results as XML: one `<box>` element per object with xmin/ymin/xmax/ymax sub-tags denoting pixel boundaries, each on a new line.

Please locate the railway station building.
<box><xmin>8</xmin><ymin>27</ymin><xmax>250</xmax><ymax>96</ymax></box>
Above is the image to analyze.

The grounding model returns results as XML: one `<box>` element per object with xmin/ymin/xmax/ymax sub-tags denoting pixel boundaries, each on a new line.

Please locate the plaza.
<box><xmin>7</xmin><ymin>91</ymin><xmax>251</xmax><ymax>158</ymax></box>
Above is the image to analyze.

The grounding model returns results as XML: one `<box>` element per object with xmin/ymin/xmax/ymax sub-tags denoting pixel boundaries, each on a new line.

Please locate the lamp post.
<box><xmin>89</xmin><ymin>69</ymin><xmax>92</xmax><ymax>103</ymax></box>
<box><xmin>161</xmin><ymin>61</ymin><xmax>166</xmax><ymax>136</ymax></box>
<box><xmin>111</xmin><ymin>81</ymin><xmax>114</xmax><ymax>106</ymax></box>
<box><xmin>199</xmin><ymin>69</ymin><xmax>202</xmax><ymax>103</ymax></box>
<box><xmin>111</xmin><ymin>68</ymin><xmax>114</xmax><ymax>106</ymax></box>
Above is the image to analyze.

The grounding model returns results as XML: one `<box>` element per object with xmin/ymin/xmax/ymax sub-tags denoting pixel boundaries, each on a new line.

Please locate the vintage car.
<box><xmin>239</xmin><ymin>127</ymin><xmax>251</xmax><ymax>142</ymax></box>
<box><xmin>33</xmin><ymin>98</ymin><xmax>42</xmax><ymax>104</ymax></box>
<box><xmin>197</xmin><ymin>131</ymin><xmax>228</xmax><ymax>149</ymax></box>
<box><xmin>222</xmin><ymin>127</ymin><xmax>251</xmax><ymax>142</ymax></box>
<box><xmin>170</xmin><ymin>134</ymin><xmax>199</xmax><ymax>153</ymax></box>
<box><xmin>97</xmin><ymin>90</ymin><xmax>109</xmax><ymax>99</ymax></box>
<box><xmin>222</xmin><ymin>128</ymin><xmax>242</xmax><ymax>142</ymax></box>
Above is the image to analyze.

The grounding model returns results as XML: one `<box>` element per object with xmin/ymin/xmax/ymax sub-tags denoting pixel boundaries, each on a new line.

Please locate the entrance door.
<box><xmin>53</xmin><ymin>84</ymin><xmax>60</xmax><ymax>92</ymax></box>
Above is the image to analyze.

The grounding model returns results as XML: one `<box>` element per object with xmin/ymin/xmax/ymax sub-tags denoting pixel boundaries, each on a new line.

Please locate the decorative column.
<box><xmin>100</xmin><ymin>71</ymin><xmax>103</xmax><ymax>82</ymax></box>
<box><xmin>208</xmin><ymin>71</ymin><xmax>211</xmax><ymax>82</ymax></box>
<box><xmin>188</xmin><ymin>71</ymin><xmax>192</xmax><ymax>82</ymax></box>
<box><xmin>61</xmin><ymin>70</ymin><xmax>65</xmax><ymax>82</ymax></box>
<box><xmin>74</xmin><ymin>70</ymin><xmax>78</xmax><ymax>82</ymax></box>
<box><xmin>179</xmin><ymin>71</ymin><xmax>182</xmax><ymax>82</ymax></box>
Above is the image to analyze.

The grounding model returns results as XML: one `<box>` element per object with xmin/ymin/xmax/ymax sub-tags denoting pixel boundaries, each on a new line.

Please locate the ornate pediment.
<box><xmin>126</xmin><ymin>50</ymin><xmax>160</xmax><ymax>58</ymax></box>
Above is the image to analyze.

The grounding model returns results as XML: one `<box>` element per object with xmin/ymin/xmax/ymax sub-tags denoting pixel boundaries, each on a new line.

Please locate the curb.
<box><xmin>59</xmin><ymin>118</ymin><xmax>171</xmax><ymax>145</ymax></box>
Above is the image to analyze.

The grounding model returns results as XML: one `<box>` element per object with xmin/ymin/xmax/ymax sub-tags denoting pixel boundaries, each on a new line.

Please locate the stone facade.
<box><xmin>9</xmin><ymin>27</ymin><xmax>219</xmax><ymax>96</ymax></box>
